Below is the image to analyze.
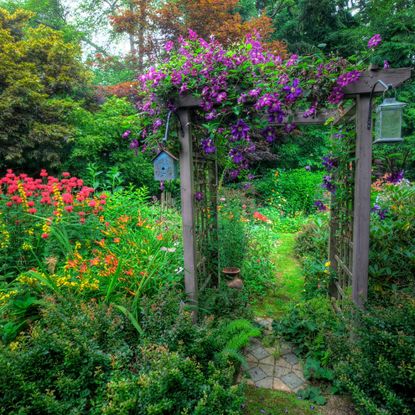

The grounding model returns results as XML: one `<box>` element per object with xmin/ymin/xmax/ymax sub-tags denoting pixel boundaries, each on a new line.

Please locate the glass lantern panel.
<box><xmin>379</xmin><ymin>108</ymin><xmax>402</xmax><ymax>140</ymax></box>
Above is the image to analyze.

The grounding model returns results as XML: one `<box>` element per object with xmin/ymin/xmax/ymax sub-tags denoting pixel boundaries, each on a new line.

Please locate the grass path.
<box><xmin>253</xmin><ymin>232</ymin><xmax>304</xmax><ymax>319</ymax></box>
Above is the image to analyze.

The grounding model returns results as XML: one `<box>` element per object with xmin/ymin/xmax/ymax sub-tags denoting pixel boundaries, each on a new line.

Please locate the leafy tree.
<box><xmin>0</xmin><ymin>8</ymin><xmax>90</xmax><ymax>173</ymax></box>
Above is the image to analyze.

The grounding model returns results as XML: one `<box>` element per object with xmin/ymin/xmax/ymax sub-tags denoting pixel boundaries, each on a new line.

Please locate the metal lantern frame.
<box><xmin>368</xmin><ymin>80</ymin><xmax>407</xmax><ymax>144</ymax></box>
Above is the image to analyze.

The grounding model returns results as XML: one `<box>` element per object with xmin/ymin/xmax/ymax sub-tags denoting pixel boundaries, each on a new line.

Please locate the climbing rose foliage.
<box><xmin>127</xmin><ymin>31</ymin><xmax>361</xmax><ymax>179</ymax></box>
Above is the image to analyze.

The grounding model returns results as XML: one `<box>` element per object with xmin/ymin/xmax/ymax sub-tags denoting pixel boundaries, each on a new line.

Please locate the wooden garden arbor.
<box><xmin>174</xmin><ymin>67</ymin><xmax>411</xmax><ymax>314</ymax></box>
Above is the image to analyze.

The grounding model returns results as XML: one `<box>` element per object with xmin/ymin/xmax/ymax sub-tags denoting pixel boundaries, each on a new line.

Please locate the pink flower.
<box><xmin>41</xmin><ymin>233</ymin><xmax>49</xmax><ymax>239</ymax></box>
<box><xmin>89</xmin><ymin>200</ymin><xmax>97</xmax><ymax>207</ymax></box>
<box><xmin>368</xmin><ymin>34</ymin><xmax>382</xmax><ymax>48</ymax></box>
<box><xmin>62</xmin><ymin>172</ymin><xmax>70</xmax><ymax>178</ymax></box>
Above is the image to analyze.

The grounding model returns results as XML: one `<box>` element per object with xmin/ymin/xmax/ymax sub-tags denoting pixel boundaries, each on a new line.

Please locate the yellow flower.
<box><xmin>325</xmin><ymin>261</ymin><xmax>331</xmax><ymax>268</ymax></box>
<box><xmin>9</xmin><ymin>341</ymin><xmax>19</xmax><ymax>351</ymax></box>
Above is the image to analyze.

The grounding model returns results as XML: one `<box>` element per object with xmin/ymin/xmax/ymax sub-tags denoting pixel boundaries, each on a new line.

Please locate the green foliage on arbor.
<box><xmin>0</xmin><ymin>8</ymin><xmax>90</xmax><ymax>173</ymax></box>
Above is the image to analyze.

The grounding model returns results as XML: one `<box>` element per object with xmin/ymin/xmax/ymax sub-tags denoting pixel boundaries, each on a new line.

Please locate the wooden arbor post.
<box><xmin>342</xmin><ymin>67</ymin><xmax>411</xmax><ymax>307</ymax></box>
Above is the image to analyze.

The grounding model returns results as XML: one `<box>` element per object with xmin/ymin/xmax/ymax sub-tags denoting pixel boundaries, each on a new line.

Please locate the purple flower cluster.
<box><xmin>328</xmin><ymin>86</ymin><xmax>344</xmax><ymax>105</ymax></box>
<box><xmin>322</xmin><ymin>175</ymin><xmax>336</xmax><ymax>193</ymax></box>
<box><xmin>368</xmin><ymin>34</ymin><xmax>382</xmax><ymax>49</ymax></box>
<box><xmin>201</xmin><ymin>138</ymin><xmax>216</xmax><ymax>154</ymax></box>
<box><xmin>336</xmin><ymin>70</ymin><xmax>361</xmax><ymax>87</ymax></box>
<box><xmin>322</xmin><ymin>155</ymin><xmax>338</xmax><ymax>171</ymax></box>
<box><xmin>194</xmin><ymin>191</ymin><xmax>204</xmax><ymax>202</ymax></box>
<box><xmin>122</xmin><ymin>130</ymin><xmax>131</xmax><ymax>139</ymax></box>
<box><xmin>282</xmin><ymin>79</ymin><xmax>302</xmax><ymax>102</ymax></box>
<box><xmin>371</xmin><ymin>204</ymin><xmax>387</xmax><ymax>220</ymax></box>
<box><xmin>261</xmin><ymin>126</ymin><xmax>277</xmax><ymax>143</ymax></box>
<box><xmin>231</xmin><ymin>119</ymin><xmax>250</xmax><ymax>141</ymax></box>
<box><xmin>387</xmin><ymin>170</ymin><xmax>404</xmax><ymax>184</ymax></box>
<box><xmin>314</xmin><ymin>200</ymin><xmax>327</xmax><ymax>211</ymax></box>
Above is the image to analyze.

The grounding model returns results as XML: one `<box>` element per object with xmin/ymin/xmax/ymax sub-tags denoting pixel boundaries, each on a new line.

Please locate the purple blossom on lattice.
<box><xmin>201</xmin><ymin>138</ymin><xmax>216</xmax><ymax>154</ymax></box>
<box><xmin>261</xmin><ymin>126</ymin><xmax>277</xmax><ymax>143</ymax></box>
<box><xmin>386</xmin><ymin>170</ymin><xmax>404</xmax><ymax>184</ymax></box>
<box><xmin>247</xmin><ymin>173</ymin><xmax>255</xmax><ymax>180</ymax></box>
<box><xmin>314</xmin><ymin>200</ymin><xmax>327</xmax><ymax>211</ymax></box>
<box><xmin>231</xmin><ymin>119</ymin><xmax>250</xmax><ymax>141</ymax></box>
<box><xmin>164</xmin><ymin>40</ymin><xmax>174</xmax><ymax>53</ymax></box>
<box><xmin>205</xmin><ymin>110</ymin><xmax>217</xmax><ymax>120</ymax></box>
<box><xmin>179</xmin><ymin>83</ymin><xmax>188</xmax><ymax>95</ymax></box>
<box><xmin>334</xmin><ymin>131</ymin><xmax>344</xmax><ymax>139</ymax></box>
<box><xmin>283</xmin><ymin>78</ymin><xmax>302</xmax><ymax>102</ymax></box>
<box><xmin>254</xmin><ymin>94</ymin><xmax>273</xmax><ymax>110</ymax></box>
<box><xmin>303</xmin><ymin>102</ymin><xmax>317</xmax><ymax>118</ymax></box>
<box><xmin>286</xmin><ymin>54</ymin><xmax>298</xmax><ymax>67</ymax></box>
<box><xmin>322</xmin><ymin>175</ymin><xmax>336</xmax><ymax>193</ymax></box>
<box><xmin>285</xmin><ymin>123</ymin><xmax>296</xmax><ymax>133</ymax></box>
<box><xmin>229</xmin><ymin>169</ymin><xmax>240</xmax><ymax>180</ymax></box>
<box><xmin>238</xmin><ymin>93</ymin><xmax>248</xmax><ymax>104</ymax></box>
<box><xmin>246</xmin><ymin>141</ymin><xmax>256</xmax><ymax>153</ymax></box>
<box><xmin>368</xmin><ymin>34</ymin><xmax>382</xmax><ymax>49</ymax></box>
<box><xmin>194</xmin><ymin>191</ymin><xmax>204</xmax><ymax>201</ymax></box>
<box><xmin>249</xmin><ymin>88</ymin><xmax>262</xmax><ymax>98</ymax></box>
<box><xmin>122</xmin><ymin>130</ymin><xmax>131</xmax><ymax>139</ymax></box>
<box><xmin>384</xmin><ymin>60</ymin><xmax>390</xmax><ymax>69</ymax></box>
<box><xmin>322</xmin><ymin>155</ymin><xmax>338</xmax><ymax>171</ymax></box>
<box><xmin>216</xmin><ymin>91</ymin><xmax>227</xmax><ymax>103</ymax></box>
<box><xmin>229</xmin><ymin>148</ymin><xmax>245</xmax><ymax>164</ymax></box>
<box><xmin>278</xmin><ymin>74</ymin><xmax>290</xmax><ymax>85</ymax></box>
<box><xmin>328</xmin><ymin>86</ymin><xmax>344</xmax><ymax>104</ymax></box>
<box><xmin>153</xmin><ymin>118</ymin><xmax>163</xmax><ymax>132</ymax></box>
<box><xmin>129</xmin><ymin>139</ymin><xmax>139</xmax><ymax>150</ymax></box>
<box><xmin>141</xmin><ymin>128</ymin><xmax>148</xmax><ymax>139</ymax></box>
<box><xmin>201</xmin><ymin>99</ymin><xmax>214</xmax><ymax>112</ymax></box>
<box><xmin>336</xmin><ymin>70</ymin><xmax>361</xmax><ymax>87</ymax></box>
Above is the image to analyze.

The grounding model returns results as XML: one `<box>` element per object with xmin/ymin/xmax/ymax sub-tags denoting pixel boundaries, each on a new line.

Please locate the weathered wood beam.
<box><xmin>343</xmin><ymin>68</ymin><xmax>412</xmax><ymax>96</ymax></box>
<box><xmin>352</xmin><ymin>94</ymin><xmax>372</xmax><ymax>308</ymax></box>
<box><xmin>177</xmin><ymin>108</ymin><xmax>198</xmax><ymax>321</ymax></box>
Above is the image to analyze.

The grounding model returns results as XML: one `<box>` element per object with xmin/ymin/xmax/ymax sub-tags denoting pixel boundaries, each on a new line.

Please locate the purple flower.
<box><xmin>164</xmin><ymin>40</ymin><xmax>174</xmax><ymax>52</ymax></box>
<box><xmin>194</xmin><ymin>191</ymin><xmax>204</xmax><ymax>202</ymax></box>
<box><xmin>328</xmin><ymin>86</ymin><xmax>344</xmax><ymax>104</ymax></box>
<box><xmin>261</xmin><ymin>126</ymin><xmax>277</xmax><ymax>143</ymax></box>
<box><xmin>216</xmin><ymin>91</ymin><xmax>227</xmax><ymax>103</ymax></box>
<box><xmin>122</xmin><ymin>130</ymin><xmax>131</xmax><ymax>139</ymax></box>
<box><xmin>303</xmin><ymin>104</ymin><xmax>317</xmax><ymax>118</ymax></box>
<box><xmin>314</xmin><ymin>200</ymin><xmax>327</xmax><ymax>211</ymax></box>
<box><xmin>336</xmin><ymin>70</ymin><xmax>361</xmax><ymax>87</ymax></box>
<box><xmin>368</xmin><ymin>34</ymin><xmax>382</xmax><ymax>48</ymax></box>
<box><xmin>231</xmin><ymin>119</ymin><xmax>250</xmax><ymax>141</ymax></box>
<box><xmin>229</xmin><ymin>169</ymin><xmax>240</xmax><ymax>180</ymax></box>
<box><xmin>201</xmin><ymin>138</ymin><xmax>216</xmax><ymax>154</ymax></box>
<box><xmin>129</xmin><ymin>139</ymin><xmax>139</xmax><ymax>149</ymax></box>
<box><xmin>387</xmin><ymin>170</ymin><xmax>404</xmax><ymax>184</ymax></box>
<box><xmin>205</xmin><ymin>110</ymin><xmax>218</xmax><ymax>120</ymax></box>
<box><xmin>160</xmin><ymin>181</ymin><xmax>165</xmax><ymax>191</ymax></box>
<box><xmin>249</xmin><ymin>88</ymin><xmax>261</xmax><ymax>98</ymax></box>
<box><xmin>371</xmin><ymin>204</ymin><xmax>388</xmax><ymax>220</ymax></box>
<box><xmin>286</xmin><ymin>54</ymin><xmax>298</xmax><ymax>67</ymax></box>
<box><xmin>322</xmin><ymin>155</ymin><xmax>338</xmax><ymax>171</ymax></box>
<box><xmin>238</xmin><ymin>93</ymin><xmax>248</xmax><ymax>104</ymax></box>
<box><xmin>247</xmin><ymin>174</ymin><xmax>255</xmax><ymax>180</ymax></box>
<box><xmin>179</xmin><ymin>83</ymin><xmax>188</xmax><ymax>94</ymax></box>
<box><xmin>285</xmin><ymin>123</ymin><xmax>296</xmax><ymax>133</ymax></box>
<box><xmin>384</xmin><ymin>60</ymin><xmax>390</xmax><ymax>69</ymax></box>
<box><xmin>243</xmin><ymin>183</ymin><xmax>251</xmax><ymax>190</ymax></box>
<box><xmin>229</xmin><ymin>148</ymin><xmax>244</xmax><ymax>164</ymax></box>
<box><xmin>153</xmin><ymin>118</ymin><xmax>163</xmax><ymax>132</ymax></box>
<box><xmin>305</xmin><ymin>165</ymin><xmax>311</xmax><ymax>171</ymax></box>
<box><xmin>188</xmin><ymin>29</ymin><xmax>198</xmax><ymax>40</ymax></box>
<box><xmin>283</xmin><ymin>78</ymin><xmax>302</xmax><ymax>102</ymax></box>
<box><xmin>322</xmin><ymin>175</ymin><xmax>336</xmax><ymax>193</ymax></box>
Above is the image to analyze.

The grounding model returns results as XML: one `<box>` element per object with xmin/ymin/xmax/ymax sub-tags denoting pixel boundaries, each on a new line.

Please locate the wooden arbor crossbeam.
<box><xmin>175</xmin><ymin>67</ymin><xmax>412</xmax><ymax>313</ymax></box>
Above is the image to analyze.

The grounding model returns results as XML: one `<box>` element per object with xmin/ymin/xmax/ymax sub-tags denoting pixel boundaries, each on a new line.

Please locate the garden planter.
<box><xmin>222</xmin><ymin>267</ymin><xmax>241</xmax><ymax>278</ymax></box>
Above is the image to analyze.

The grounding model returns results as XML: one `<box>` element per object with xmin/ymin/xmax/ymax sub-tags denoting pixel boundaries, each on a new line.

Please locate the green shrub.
<box><xmin>334</xmin><ymin>292</ymin><xmax>415</xmax><ymax>415</ymax></box>
<box><xmin>254</xmin><ymin>169</ymin><xmax>324</xmax><ymax>215</ymax></box>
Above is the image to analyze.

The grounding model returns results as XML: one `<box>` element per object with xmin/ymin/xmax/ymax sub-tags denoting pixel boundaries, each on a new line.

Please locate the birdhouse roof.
<box><xmin>152</xmin><ymin>149</ymin><xmax>179</xmax><ymax>162</ymax></box>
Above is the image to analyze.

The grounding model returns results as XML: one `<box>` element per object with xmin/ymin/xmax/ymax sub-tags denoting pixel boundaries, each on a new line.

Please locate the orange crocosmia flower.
<box><xmin>156</xmin><ymin>234</ymin><xmax>163</xmax><ymax>241</ymax></box>
<box><xmin>97</xmin><ymin>239</ymin><xmax>106</xmax><ymax>247</ymax></box>
<box><xmin>79</xmin><ymin>262</ymin><xmax>88</xmax><ymax>273</ymax></box>
<box><xmin>113</xmin><ymin>237</ymin><xmax>121</xmax><ymax>243</ymax></box>
<box><xmin>124</xmin><ymin>269</ymin><xmax>134</xmax><ymax>276</ymax></box>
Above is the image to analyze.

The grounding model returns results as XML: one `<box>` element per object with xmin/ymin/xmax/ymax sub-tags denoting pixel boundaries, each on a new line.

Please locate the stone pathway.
<box><xmin>240</xmin><ymin>317</ymin><xmax>308</xmax><ymax>393</ymax></box>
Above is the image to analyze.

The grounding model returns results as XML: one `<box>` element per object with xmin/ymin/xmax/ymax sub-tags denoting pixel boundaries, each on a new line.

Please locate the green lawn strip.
<box><xmin>253</xmin><ymin>232</ymin><xmax>304</xmax><ymax>319</ymax></box>
<box><xmin>244</xmin><ymin>386</ymin><xmax>321</xmax><ymax>415</ymax></box>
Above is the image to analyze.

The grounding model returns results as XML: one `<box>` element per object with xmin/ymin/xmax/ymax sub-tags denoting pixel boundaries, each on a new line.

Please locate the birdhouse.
<box><xmin>374</xmin><ymin>97</ymin><xmax>406</xmax><ymax>144</ymax></box>
<box><xmin>153</xmin><ymin>150</ymin><xmax>179</xmax><ymax>181</ymax></box>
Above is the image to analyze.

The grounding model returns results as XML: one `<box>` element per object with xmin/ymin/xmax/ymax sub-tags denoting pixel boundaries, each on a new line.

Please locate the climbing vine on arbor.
<box><xmin>125</xmin><ymin>30</ymin><xmax>366</xmax><ymax>180</ymax></box>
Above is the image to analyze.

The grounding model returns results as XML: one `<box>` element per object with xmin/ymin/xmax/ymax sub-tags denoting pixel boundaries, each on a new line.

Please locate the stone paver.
<box><xmin>241</xmin><ymin>329</ymin><xmax>308</xmax><ymax>393</ymax></box>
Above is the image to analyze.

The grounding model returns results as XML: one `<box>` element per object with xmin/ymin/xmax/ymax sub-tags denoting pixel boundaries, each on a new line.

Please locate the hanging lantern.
<box><xmin>374</xmin><ymin>97</ymin><xmax>406</xmax><ymax>144</ymax></box>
